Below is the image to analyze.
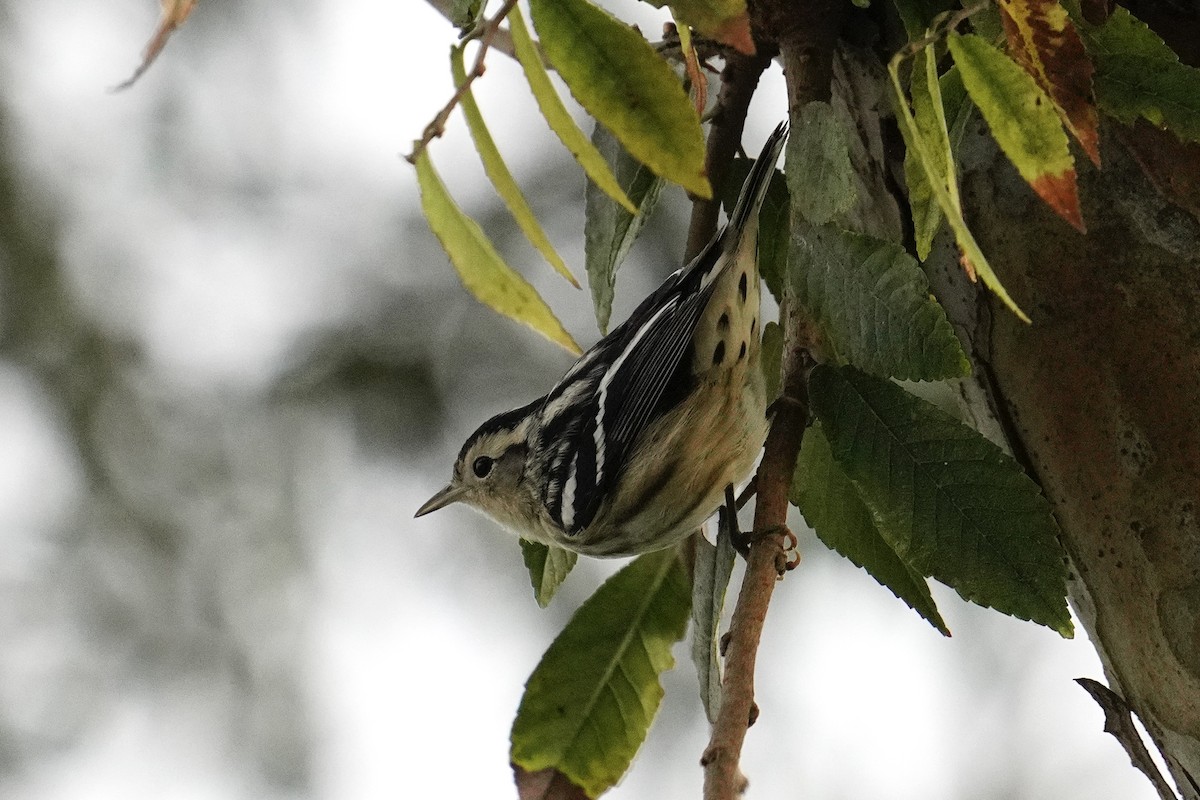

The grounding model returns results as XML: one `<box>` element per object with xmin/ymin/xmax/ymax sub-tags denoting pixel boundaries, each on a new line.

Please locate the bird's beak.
<box><xmin>414</xmin><ymin>484</ymin><xmax>466</xmax><ymax>518</ymax></box>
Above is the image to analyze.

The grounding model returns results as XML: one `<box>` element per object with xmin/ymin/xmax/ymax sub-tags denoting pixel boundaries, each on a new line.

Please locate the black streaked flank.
<box><xmin>738</xmin><ymin>272</ymin><xmax>747</xmax><ymax>303</ymax></box>
<box><xmin>713</xmin><ymin>341</ymin><xmax>726</xmax><ymax>366</ymax></box>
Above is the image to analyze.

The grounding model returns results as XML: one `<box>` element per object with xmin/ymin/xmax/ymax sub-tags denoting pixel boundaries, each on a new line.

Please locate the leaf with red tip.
<box><xmin>998</xmin><ymin>0</ymin><xmax>1101</xmax><ymax>166</ymax></box>
<box><xmin>1030</xmin><ymin>169</ymin><xmax>1085</xmax><ymax>231</ymax></box>
<box><xmin>948</xmin><ymin>32</ymin><xmax>1085</xmax><ymax>232</ymax></box>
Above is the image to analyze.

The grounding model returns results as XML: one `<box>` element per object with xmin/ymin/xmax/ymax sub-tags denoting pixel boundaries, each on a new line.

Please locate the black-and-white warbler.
<box><xmin>416</xmin><ymin>122</ymin><xmax>788</xmax><ymax>556</ymax></box>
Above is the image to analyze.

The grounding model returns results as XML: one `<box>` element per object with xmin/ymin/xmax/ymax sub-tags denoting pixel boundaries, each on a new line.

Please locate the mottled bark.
<box><xmin>946</xmin><ymin>118</ymin><xmax>1200</xmax><ymax>800</ymax></box>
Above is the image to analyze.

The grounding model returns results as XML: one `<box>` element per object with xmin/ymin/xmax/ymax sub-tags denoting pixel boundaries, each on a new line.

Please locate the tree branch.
<box><xmin>406</xmin><ymin>0</ymin><xmax>519</xmax><ymax>164</ymax></box>
<box><xmin>700</xmin><ymin>1</ymin><xmax>843</xmax><ymax>797</ymax></box>
<box><xmin>683</xmin><ymin>49</ymin><xmax>776</xmax><ymax>263</ymax></box>
<box><xmin>423</xmin><ymin>0</ymin><xmax>517</xmax><ymax>59</ymax></box>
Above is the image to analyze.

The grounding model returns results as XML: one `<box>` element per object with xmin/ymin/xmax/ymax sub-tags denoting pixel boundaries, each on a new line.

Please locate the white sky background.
<box><xmin>0</xmin><ymin>1</ymin><xmax>1160</xmax><ymax>798</ymax></box>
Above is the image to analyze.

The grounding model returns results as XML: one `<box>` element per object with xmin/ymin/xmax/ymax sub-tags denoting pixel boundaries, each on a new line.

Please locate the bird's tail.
<box><xmin>724</xmin><ymin>120</ymin><xmax>789</xmax><ymax>250</ymax></box>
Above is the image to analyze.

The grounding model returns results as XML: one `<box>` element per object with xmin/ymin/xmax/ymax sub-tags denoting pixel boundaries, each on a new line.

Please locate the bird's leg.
<box><xmin>726</xmin><ymin>483</ymin><xmax>799</xmax><ymax>576</ymax></box>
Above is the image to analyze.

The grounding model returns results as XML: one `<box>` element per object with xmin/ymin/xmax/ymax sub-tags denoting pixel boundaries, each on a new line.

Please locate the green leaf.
<box><xmin>520</xmin><ymin>539</ymin><xmax>578</xmax><ymax>607</ymax></box>
<box><xmin>511</xmin><ymin>548</ymin><xmax>692</xmax><ymax>797</ymax></box>
<box><xmin>639</xmin><ymin>0</ymin><xmax>755</xmax><ymax>54</ymax></box>
<box><xmin>889</xmin><ymin>49</ymin><xmax>1029</xmax><ymax>322</ymax></box>
<box><xmin>790</xmin><ymin>226</ymin><xmax>970</xmax><ymax>381</ymax></box>
<box><xmin>414</xmin><ymin>151</ymin><xmax>582</xmax><ymax>355</ymax></box>
<box><xmin>1075</xmin><ymin>4</ymin><xmax>1178</xmax><ymax>61</ymax></box>
<box><xmin>528</xmin><ymin>0</ymin><xmax>710</xmax><ymax>198</ymax></box>
<box><xmin>1070</xmin><ymin>5</ymin><xmax>1200</xmax><ymax>142</ymax></box>
<box><xmin>786</xmin><ymin>100</ymin><xmax>857</xmax><ymax>226</ymax></box>
<box><xmin>759</xmin><ymin>320</ymin><xmax>783</xmax><ymax>403</ymax></box>
<box><xmin>449</xmin><ymin>0</ymin><xmax>483</xmax><ymax>32</ymax></box>
<box><xmin>691</xmin><ymin>530</ymin><xmax>736</xmax><ymax>724</ymax></box>
<box><xmin>720</xmin><ymin>159</ymin><xmax>790</xmax><ymax>301</ymax></box>
<box><xmin>808</xmin><ymin>364</ymin><xmax>1072</xmax><ymax>635</ymax></box>
<box><xmin>890</xmin><ymin>0</ymin><xmax>958</xmax><ymax>39</ymax></box>
<box><xmin>450</xmin><ymin>46</ymin><xmax>579</xmax><ymax>288</ymax></box>
<box><xmin>941</xmin><ymin>66</ymin><xmax>975</xmax><ymax>153</ymax></box>
<box><xmin>792</xmin><ymin>423</ymin><xmax>949</xmax><ymax>635</ymax></box>
<box><xmin>905</xmin><ymin>49</ymin><xmax>954</xmax><ymax>261</ymax></box>
<box><xmin>1091</xmin><ymin>56</ymin><xmax>1200</xmax><ymax>143</ymax></box>
<box><xmin>584</xmin><ymin>123</ymin><xmax>665</xmax><ymax>333</ymax></box>
<box><xmin>508</xmin><ymin>6</ymin><xmax>637</xmax><ymax>213</ymax></box>
<box><xmin>947</xmin><ymin>32</ymin><xmax>1084</xmax><ymax>231</ymax></box>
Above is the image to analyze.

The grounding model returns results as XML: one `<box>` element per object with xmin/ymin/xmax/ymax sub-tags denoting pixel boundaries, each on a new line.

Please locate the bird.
<box><xmin>415</xmin><ymin>121</ymin><xmax>788</xmax><ymax>557</ymax></box>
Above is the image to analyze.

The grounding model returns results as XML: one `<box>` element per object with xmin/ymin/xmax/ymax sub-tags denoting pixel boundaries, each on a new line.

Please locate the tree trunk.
<box><xmin>950</xmin><ymin>115</ymin><xmax>1200</xmax><ymax>799</ymax></box>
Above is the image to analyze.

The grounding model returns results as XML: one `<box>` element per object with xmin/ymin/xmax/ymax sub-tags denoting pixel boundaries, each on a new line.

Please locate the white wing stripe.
<box><xmin>561</xmin><ymin>453</ymin><xmax>578</xmax><ymax>530</ymax></box>
<box><xmin>594</xmin><ymin>299</ymin><xmax>677</xmax><ymax>481</ymax></box>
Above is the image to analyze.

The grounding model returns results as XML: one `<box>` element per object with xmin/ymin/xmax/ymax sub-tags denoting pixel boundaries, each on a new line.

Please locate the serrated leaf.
<box><xmin>639</xmin><ymin>0</ymin><xmax>755</xmax><ymax>54</ymax></box>
<box><xmin>451</xmin><ymin>46</ymin><xmax>579</xmax><ymax>288</ymax></box>
<box><xmin>511</xmin><ymin>548</ymin><xmax>692</xmax><ymax>797</ymax></box>
<box><xmin>948</xmin><ymin>32</ymin><xmax>1084</xmax><ymax>232</ymax></box>
<box><xmin>790</xmin><ymin>226</ymin><xmax>970</xmax><ymax>381</ymax></box>
<box><xmin>584</xmin><ymin>124</ymin><xmax>665</xmax><ymax>333</ymax></box>
<box><xmin>759</xmin><ymin>320</ymin><xmax>783</xmax><ymax>403</ymax></box>
<box><xmin>508</xmin><ymin>7</ymin><xmax>637</xmax><ymax>213</ymax></box>
<box><xmin>889</xmin><ymin>50</ymin><xmax>1029</xmax><ymax>321</ymax></box>
<box><xmin>786</xmin><ymin>101</ymin><xmax>858</xmax><ymax>225</ymax></box>
<box><xmin>998</xmin><ymin>0</ymin><xmax>1100</xmax><ymax>165</ymax></box>
<box><xmin>1074</xmin><ymin>3</ymin><xmax>1177</xmax><ymax>61</ymax></box>
<box><xmin>692</xmin><ymin>530</ymin><xmax>736</xmax><ymax>724</ymax></box>
<box><xmin>1071</xmin><ymin>5</ymin><xmax>1200</xmax><ymax>142</ymax></box>
<box><xmin>414</xmin><ymin>151</ymin><xmax>582</xmax><ymax>355</ymax></box>
<box><xmin>520</xmin><ymin>539</ymin><xmax>578</xmax><ymax>607</ymax></box>
<box><xmin>720</xmin><ymin>159</ymin><xmax>790</xmax><ymax>301</ymax></box>
<box><xmin>808</xmin><ymin>364</ymin><xmax>1072</xmax><ymax>635</ymax></box>
<box><xmin>528</xmin><ymin>0</ymin><xmax>710</xmax><ymax>198</ymax></box>
<box><xmin>1091</xmin><ymin>56</ymin><xmax>1200</xmax><ymax>144</ymax></box>
<box><xmin>792</xmin><ymin>423</ymin><xmax>949</xmax><ymax>635</ymax></box>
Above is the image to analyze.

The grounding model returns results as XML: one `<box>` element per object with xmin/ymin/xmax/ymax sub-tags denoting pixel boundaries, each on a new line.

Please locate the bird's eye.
<box><xmin>472</xmin><ymin>456</ymin><xmax>495</xmax><ymax>478</ymax></box>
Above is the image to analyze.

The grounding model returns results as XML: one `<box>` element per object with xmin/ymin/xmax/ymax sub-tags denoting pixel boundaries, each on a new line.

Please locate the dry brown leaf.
<box><xmin>1117</xmin><ymin>119</ymin><xmax>1200</xmax><ymax>224</ymax></box>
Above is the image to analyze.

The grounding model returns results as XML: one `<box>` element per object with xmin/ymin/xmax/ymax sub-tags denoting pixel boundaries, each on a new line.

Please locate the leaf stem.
<box><xmin>406</xmin><ymin>0</ymin><xmax>521</xmax><ymax>164</ymax></box>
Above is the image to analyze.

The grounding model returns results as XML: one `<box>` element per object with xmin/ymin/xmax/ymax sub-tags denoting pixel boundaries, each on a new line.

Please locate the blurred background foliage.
<box><xmin>0</xmin><ymin>1</ymin><xmax>1157</xmax><ymax>798</ymax></box>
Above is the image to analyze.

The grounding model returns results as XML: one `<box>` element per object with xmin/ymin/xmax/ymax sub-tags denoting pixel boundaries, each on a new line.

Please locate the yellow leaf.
<box><xmin>450</xmin><ymin>46</ymin><xmax>579</xmax><ymax>287</ymax></box>
<box><xmin>415</xmin><ymin>151</ymin><xmax>582</xmax><ymax>355</ymax></box>
<box><xmin>508</xmin><ymin>7</ymin><xmax>637</xmax><ymax>213</ymax></box>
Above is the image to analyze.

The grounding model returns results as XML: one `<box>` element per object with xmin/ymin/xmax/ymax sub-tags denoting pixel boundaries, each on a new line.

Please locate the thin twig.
<box><xmin>423</xmin><ymin>0</ymin><xmax>518</xmax><ymax>59</ymax></box>
<box><xmin>701</xmin><ymin>312</ymin><xmax>812</xmax><ymax>800</ymax></box>
<box><xmin>406</xmin><ymin>0</ymin><xmax>520</xmax><ymax>164</ymax></box>
<box><xmin>894</xmin><ymin>0</ymin><xmax>991</xmax><ymax>62</ymax></box>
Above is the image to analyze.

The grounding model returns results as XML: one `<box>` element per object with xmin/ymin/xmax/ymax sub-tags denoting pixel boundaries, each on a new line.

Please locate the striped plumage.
<box><xmin>416</xmin><ymin>122</ymin><xmax>788</xmax><ymax>556</ymax></box>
